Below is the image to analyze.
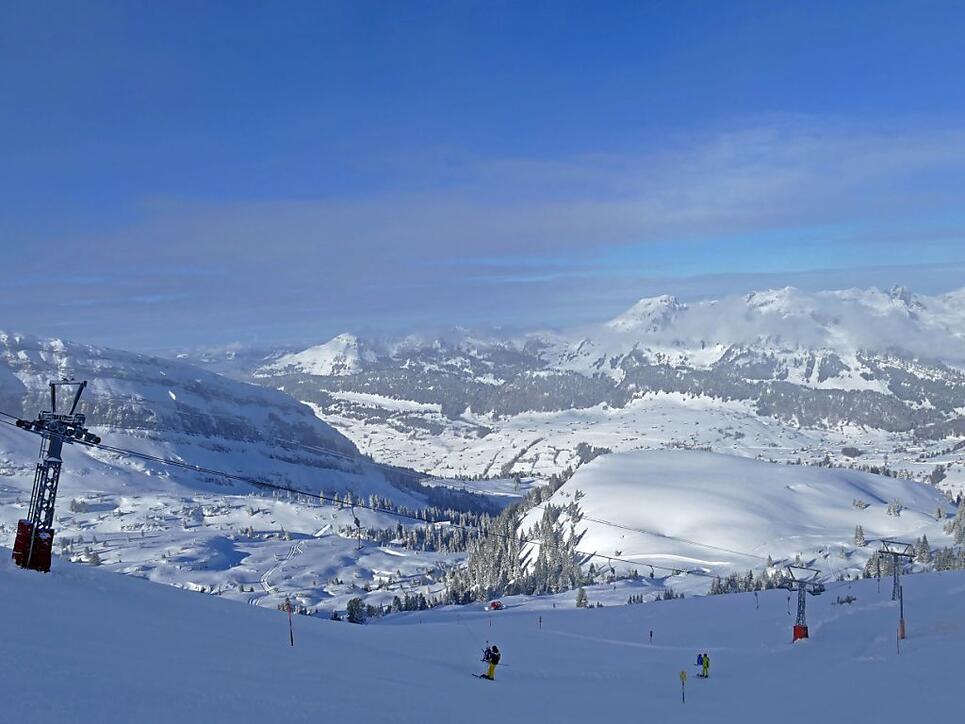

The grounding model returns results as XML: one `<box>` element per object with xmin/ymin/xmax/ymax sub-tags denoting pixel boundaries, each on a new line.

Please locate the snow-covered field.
<box><xmin>2</xmin><ymin>548</ymin><xmax>961</xmax><ymax>723</ymax></box>
<box><xmin>324</xmin><ymin>389</ymin><xmax>965</xmax><ymax>495</ymax></box>
<box><xmin>521</xmin><ymin>449</ymin><xmax>952</xmax><ymax>592</ymax></box>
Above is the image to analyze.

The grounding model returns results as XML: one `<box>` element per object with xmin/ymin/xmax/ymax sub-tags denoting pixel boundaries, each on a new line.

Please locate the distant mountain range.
<box><xmin>6</xmin><ymin>285</ymin><xmax>964</xmax><ymax>482</ymax></box>
<box><xmin>196</xmin><ymin>286</ymin><xmax>965</xmax><ymax>477</ymax></box>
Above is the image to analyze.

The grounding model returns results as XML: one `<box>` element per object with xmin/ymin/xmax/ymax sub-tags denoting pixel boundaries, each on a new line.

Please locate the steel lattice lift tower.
<box><xmin>12</xmin><ymin>380</ymin><xmax>99</xmax><ymax>572</ymax></box>
<box><xmin>879</xmin><ymin>540</ymin><xmax>915</xmax><ymax>601</ymax></box>
<box><xmin>879</xmin><ymin>540</ymin><xmax>915</xmax><ymax>639</ymax></box>
<box><xmin>781</xmin><ymin>565</ymin><xmax>825</xmax><ymax>641</ymax></box>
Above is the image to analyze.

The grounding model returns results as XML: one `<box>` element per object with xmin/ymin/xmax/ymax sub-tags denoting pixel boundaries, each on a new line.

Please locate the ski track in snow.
<box><xmin>260</xmin><ymin>540</ymin><xmax>303</xmax><ymax>596</ymax></box>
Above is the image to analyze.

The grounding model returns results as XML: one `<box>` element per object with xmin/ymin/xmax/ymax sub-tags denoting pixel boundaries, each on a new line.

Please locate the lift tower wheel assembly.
<box><xmin>11</xmin><ymin>379</ymin><xmax>99</xmax><ymax>573</ymax></box>
<box><xmin>781</xmin><ymin>565</ymin><xmax>825</xmax><ymax>642</ymax></box>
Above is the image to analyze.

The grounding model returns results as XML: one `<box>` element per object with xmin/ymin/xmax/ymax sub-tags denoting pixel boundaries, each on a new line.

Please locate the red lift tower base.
<box><xmin>12</xmin><ymin>519</ymin><xmax>54</xmax><ymax>572</ymax></box>
<box><xmin>784</xmin><ymin>566</ymin><xmax>824</xmax><ymax>643</ymax></box>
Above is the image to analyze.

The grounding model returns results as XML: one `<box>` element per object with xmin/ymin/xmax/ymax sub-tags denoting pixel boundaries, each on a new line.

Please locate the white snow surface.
<box><xmin>2</xmin><ymin>548</ymin><xmax>962</xmax><ymax>723</ymax></box>
<box><xmin>521</xmin><ymin>450</ymin><xmax>950</xmax><ymax>583</ymax></box>
<box><xmin>324</xmin><ymin>388</ymin><xmax>965</xmax><ymax>496</ymax></box>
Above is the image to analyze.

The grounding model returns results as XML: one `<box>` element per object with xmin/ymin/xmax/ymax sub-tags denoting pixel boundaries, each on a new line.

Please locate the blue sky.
<box><xmin>2</xmin><ymin>1</ymin><xmax>965</xmax><ymax>350</ymax></box>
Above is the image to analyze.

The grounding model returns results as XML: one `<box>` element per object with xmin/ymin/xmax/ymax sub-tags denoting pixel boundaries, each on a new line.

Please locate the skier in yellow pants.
<box><xmin>482</xmin><ymin>645</ymin><xmax>501</xmax><ymax>680</ymax></box>
<box><xmin>702</xmin><ymin>652</ymin><xmax>710</xmax><ymax>679</ymax></box>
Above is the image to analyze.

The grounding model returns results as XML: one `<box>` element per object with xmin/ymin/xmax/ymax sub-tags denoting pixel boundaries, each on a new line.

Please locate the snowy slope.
<box><xmin>2</xmin><ymin>549</ymin><xmax>963</xmax><ymax>723</ymax></box>
<box><xmin>521</xmin><ymin>450</ymin><xmax>952</xmax><ymax>587</ymax></box>
<box><xmin>0</xmin><ymin>332</ymin><xmax>485</xmax><ymax>614</ymax></box>
<box><xmin>0</xmin><ymin>419</ymin><xmax>460</xmax><ymax>613</ymax></box>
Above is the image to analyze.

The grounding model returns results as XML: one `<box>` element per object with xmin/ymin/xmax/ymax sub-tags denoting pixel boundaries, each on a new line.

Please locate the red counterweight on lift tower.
<box><xmin>783</xmin><ymin>566</ymin><xmax>825</xmax><ymax>642</ymax></box>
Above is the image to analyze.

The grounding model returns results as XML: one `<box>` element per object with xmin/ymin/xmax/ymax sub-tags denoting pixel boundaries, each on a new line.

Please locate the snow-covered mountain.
<box><xmin>261</xmin><ymin>333</ymin><xmax>378</xmax><ymax>377</ymax></box>
<box><xmin>0</xmin><ymin>331</ymin><xmax>358</xmax><ymax>458</ymax></box>
<box><xmin>243</xmin><ymin>286</ymin><xmax>965</xmax><ymax>483</ymax></box>
<box><xmin>0</xmin><ymin>331</ymin><xmax>509</xmax><ymax>614</ymax></box>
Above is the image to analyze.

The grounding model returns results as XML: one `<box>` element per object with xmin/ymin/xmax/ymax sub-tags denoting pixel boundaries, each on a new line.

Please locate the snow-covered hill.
<box><xmin>241</xmin><ymin>286</ymin><xmax>965</xmax><ymax>487</ymax></box>
<box><xmin>3</xmin><ymin>548</ymin><xmax>963</xmax><ymax>723</ymax></box>
<box><xmin>0</xmin><ymin>332</ymin><xmax>494</xmax><ymax>613</ymax></box>
<box><xmin>0</xmin><ymin>330</ymin><xmax>359</xmax><ymax>458</ymax></box>
<box><xmin>521</xmin><ymin>449</ymin><xmax>951</xmax><ymax>589</ymax></box>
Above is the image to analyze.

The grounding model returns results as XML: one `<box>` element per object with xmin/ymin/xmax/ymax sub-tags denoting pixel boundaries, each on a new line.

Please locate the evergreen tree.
<box><xmin>346</xmin><ymin>597</ymin><xmax>367</xmax><ymax>624</ymax></box>
<box><xmin>576</xmin><ymin>587</ymin><xmax>589</xmax><ymax>608</ymax></box>
<box><xmin>945</xmin><ymin>504</ymin><xmax>965</xmax><ymax>544</ymax></box>
<box><xmin>854</xmin><ymin>524</ymin><xmax>865</xmax><ymax>547</ymax></box>
<box><xmin>916</xmin><ymin>535</ymin><xmax>932</xmax><ymax>564</ymax></box>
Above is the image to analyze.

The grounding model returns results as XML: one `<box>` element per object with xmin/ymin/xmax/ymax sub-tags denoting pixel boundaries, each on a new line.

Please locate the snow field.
<box><xmin>319</xmin><ymin>387</ymin><xmax>965</xmax><ymax>493</ymax></box>
<box><xmin>2</xmin><ymin>550</ymin><xmax>962</xmax><ymax>723</ymax></box>
<box><xmin>521</xmin><ymin>450</ymin><xmax>952</xmax><ymax>589</ymax></box>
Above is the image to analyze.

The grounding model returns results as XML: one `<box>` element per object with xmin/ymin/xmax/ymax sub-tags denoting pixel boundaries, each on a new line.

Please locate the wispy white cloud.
<box><xmin>107</xmin><ymin>117</ymin><xmax>965</xmax><ymax>258</ymax></box>
<box><xmin>6</xmin><ymin>117</ymin><xmax>965</xmax><ymax>348</ymax></box>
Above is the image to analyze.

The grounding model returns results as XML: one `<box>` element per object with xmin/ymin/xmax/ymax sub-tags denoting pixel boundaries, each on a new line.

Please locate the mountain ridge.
<box><xmin>233</xmin><ymin>286</ymin><xmax>965</xmax><ymax>479</ymax></box>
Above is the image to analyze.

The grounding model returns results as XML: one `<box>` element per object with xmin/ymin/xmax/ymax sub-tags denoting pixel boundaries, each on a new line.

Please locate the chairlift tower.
<box><xmin>781</xmin><ymin>565</ymin><xmax>825</xmax><ymax>641</ymax></box>
<box><xmin>879</xmin><ymin>540</ymin><xmax>915</xmax><ymax>601</ymax></box>
<box><xmin>12</xmin><ymin>380</ymin><xmax>100</xmax><ymax>572</ymax></box>
<box><xmin>879</xmin><ymin>540</ymin><xmax>915</xmax><ymax>639</ymax></box>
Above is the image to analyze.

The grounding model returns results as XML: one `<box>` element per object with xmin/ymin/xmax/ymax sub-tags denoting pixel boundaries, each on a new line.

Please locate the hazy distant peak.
<box><xmin>258</xmin><ymin>333</ymin><xmax>376</xmax><ymax>377</ymax></box>
<box><xmin>606</xmin><ymin>294</ymin><xmax>683</xmax><ymax>332</ymax></box>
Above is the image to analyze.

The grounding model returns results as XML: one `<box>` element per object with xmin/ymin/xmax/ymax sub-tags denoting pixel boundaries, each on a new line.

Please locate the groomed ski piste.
<box><xmin>2</xmin><ymin>549</ymin><xmax>961</xmax><ymax>724</ymax></box>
